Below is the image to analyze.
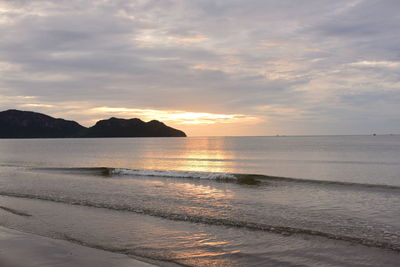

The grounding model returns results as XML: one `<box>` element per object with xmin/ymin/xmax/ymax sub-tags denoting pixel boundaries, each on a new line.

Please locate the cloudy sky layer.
<box><xmin>1</xmin><ymin>0</ymin><xmax>399</xmax><ymax>136</ymax></box>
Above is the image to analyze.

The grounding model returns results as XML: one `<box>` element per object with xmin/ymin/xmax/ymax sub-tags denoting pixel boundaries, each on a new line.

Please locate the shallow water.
<box><xmin>1</xmin><ymin>135</ymin><xmax>400</xmax><ymax>184</ymax></box>
<box><xmin>1</xmin><ymin>136</ymin><xmax>400</xmax><ymax>266</ymax></box>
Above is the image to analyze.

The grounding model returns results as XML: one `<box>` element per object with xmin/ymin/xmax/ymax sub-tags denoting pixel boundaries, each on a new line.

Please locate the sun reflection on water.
<box><xmin>169</xmin><ymin>138</ymin><xmax>237</xmax><ymax>173</ymax></box>
<box><xmin>91</xmin><ymin>137</ymin><xmax>239</xmax><ymax>173</ymax></box>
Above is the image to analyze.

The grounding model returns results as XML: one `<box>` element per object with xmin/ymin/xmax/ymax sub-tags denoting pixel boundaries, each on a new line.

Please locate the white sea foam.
<box><xmin>110</xmin><ymin>168</ymin><xmax>237</xmax><ymax>180</ymax></box>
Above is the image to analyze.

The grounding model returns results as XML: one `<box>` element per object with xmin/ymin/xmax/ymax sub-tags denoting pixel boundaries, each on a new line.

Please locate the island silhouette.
<box><xmin>0</xmin><ymin>109</ymin><xmax>186</xmax><ymax>138</ymax></box>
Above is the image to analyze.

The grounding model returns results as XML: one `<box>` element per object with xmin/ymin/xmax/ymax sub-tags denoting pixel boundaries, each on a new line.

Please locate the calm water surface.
<box><xmin>1</xmin><ymin>136</ymin><xmax>400</xmax><ymax>266</ymax></box>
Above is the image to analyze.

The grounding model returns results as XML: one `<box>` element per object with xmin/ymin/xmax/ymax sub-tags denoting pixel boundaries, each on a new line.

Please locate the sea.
<box><xmin>1</xmin><ymin>135</ymin><xmax>400</xmax><ymax>266</ymax></box>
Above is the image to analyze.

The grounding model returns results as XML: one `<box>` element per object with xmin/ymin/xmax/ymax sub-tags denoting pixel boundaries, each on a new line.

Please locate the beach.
<box><xmin>0</xmin><ymin>226</ymin><xmax>156</xmax><ymax>267</ymax></box>
<box><xmin>1</xmin><ymin>136</ymin><xmax>400</xmax><ymax>266</ymax></box>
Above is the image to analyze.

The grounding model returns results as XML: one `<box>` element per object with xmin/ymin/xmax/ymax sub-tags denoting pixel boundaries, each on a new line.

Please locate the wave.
<box><xmin>111</xmin><ymin>168</ymin><xmax>238</xmax><ymax>181</ymax></box>
<box><xmin>112</xmin><ymin>169</ymin><xmax>400</xmax><ymax>190</ymax></box>
<box><xmin>36</xmin><ymin>167</ymin><xmax>259</xmax><ymax>184</ymax></box>
<box><xmin>0</xmin><ymin>205</ymin><xmax>32</xmax><ymax>217</ymax></box>
<box><xmin>1</xmin><ymin>190</ymin><xmax>399</xmax><ymax>252</ymax></box>
<box><xmin>35</xmin><ymin>167</ymin><xmax>400</xmax><ymax>189</ymax></box>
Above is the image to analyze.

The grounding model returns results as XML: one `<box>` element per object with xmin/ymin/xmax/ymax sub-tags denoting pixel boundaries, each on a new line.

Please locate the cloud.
<box><xmin>349</xmin><ymin>61</ymin><xmax>400</xmax><ymax>69</ymax></box>
<box><xmin>1</xmin><ymin>0</ymin><xmax>400</xmax><ymax>135</ymax></box>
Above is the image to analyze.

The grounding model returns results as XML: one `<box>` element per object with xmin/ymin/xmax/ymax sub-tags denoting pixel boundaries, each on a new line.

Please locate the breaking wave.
<box><xmin>111</xmin><ymin>168</ymin><xmax>238</xmax><ymax>181</ymax></box>
<box><xmin>36</xmin><ymin>167</ymin><xmax>400</xmax><ymax>189</ymax></box>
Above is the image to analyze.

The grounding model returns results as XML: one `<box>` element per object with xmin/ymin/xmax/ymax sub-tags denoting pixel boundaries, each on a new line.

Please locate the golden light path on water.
<box><xmin>87</xmin><ymin>137</ymin><xmax>240</xmax><ymax>264</ymax></box>
<box><xmin>92</xmin><ymin>137</ymin><xmax>238</xmax><ymax>173</ymax></box>
<box><xmin>172</xmin><ymin>138</ymin><xmax>236</xmax><ymax>172</ymax></box>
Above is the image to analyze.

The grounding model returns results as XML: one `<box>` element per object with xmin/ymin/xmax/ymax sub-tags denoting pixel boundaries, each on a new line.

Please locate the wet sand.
<box><xmin>0</xmin><ymin>226</ymin><xmax>156</xmax><ymax>267</ymax></box>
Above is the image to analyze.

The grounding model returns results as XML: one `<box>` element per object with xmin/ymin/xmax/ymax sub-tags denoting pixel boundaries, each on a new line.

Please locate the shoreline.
<box><xmin>0</xmin><ymin>226</ymin><xmax>157</xmax><ymax>267</ymax></box>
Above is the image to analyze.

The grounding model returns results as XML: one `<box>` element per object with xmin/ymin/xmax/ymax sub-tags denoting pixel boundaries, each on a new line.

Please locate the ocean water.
<box><xmin>1</xmin><ymin>136</ymin><xmax>400</xmax><ymax>266</ymax></box>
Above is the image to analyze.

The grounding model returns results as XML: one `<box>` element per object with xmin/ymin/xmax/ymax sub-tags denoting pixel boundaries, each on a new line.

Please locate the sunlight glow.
<box><xmin>91</xmin><ymin>107</ymin><xmax>260</xmax><ymax>125</ymax></box>
<box><xmin>22</xmin><ymin>103</ymin><xmax>55</xmax><ymax>108</ymax></box>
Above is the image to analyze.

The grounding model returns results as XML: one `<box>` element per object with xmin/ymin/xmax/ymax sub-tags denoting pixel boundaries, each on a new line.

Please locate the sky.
<box><xmin>1</xmin><ymin>0</ymin><xmax>399</xmax><ymax>136</ymax></box>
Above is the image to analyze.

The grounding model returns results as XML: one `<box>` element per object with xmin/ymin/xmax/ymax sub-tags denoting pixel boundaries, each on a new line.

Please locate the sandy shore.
<box><xmin>0</xmin><ymin>226</ymin><xmax>156</xmax><ymax>267</ymax></box>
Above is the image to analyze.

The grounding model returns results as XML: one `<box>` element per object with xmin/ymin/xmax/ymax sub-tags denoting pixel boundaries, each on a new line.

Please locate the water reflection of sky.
<box><xmin>123</xmin><ymin>137</ymin><xmax>239</xmax><ymax>173</ymax></box>
<box><xmin>3</xmin><ymin>136</ymin><xmax>400</xmax><ymax>185</ymax></box>
<box><xmin>128</xmin><ymin>177</ymin><xmax>236</xmax><ymax>221</ymax></box>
